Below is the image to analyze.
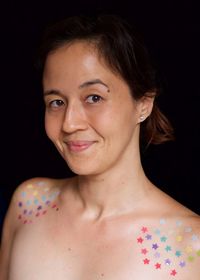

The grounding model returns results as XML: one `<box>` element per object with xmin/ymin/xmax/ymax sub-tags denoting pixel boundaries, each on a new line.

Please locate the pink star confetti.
<box><xmin>170</xmin><ymin>269</ymin><xmax>177</xmax><ymax>276</ymax></box>
<box><xmin>155</xmin><ymin>263</ymin><xmax>161</xmax><ymax>269</ymax></box>
<box><xmin>141</xmin><ymin>226</ymin><xmax>148</xmax><ymax>233</ymax></box>
<box><xmin>143</xmin><ymin>258</ymin><xmax>150</xmax><ymax>264</ymax></box>
<box><xmin>141</xmin><ymin>248</ymin><xmax>148</xmax><ymax>255</ymax></box>
<box><xmin>137</xmin><ymin>237</ymin><xmax>144</xmax><ymax>244</ymax></box>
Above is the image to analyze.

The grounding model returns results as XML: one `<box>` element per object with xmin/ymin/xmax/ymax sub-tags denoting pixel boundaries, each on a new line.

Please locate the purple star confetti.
<box><xmin>152</xmin><ymin>243</ymin><xmax>159</xmax><ymax>250</ymax></box>
<box><xmin>165</xmin><ymin>258</ymin><xmax>171</xmax><ymax>265</ymax></box>
<box><xmin>179</xmin><ymin>261</ymin><xmax>186</xmax><ymax>268</ymax></box>
<box><xmin>145</xmin><ymin>234</ymin><xmax>152</xmax><ymax>240</ymax></box>
<box><xmin>154</xmin><ymin>252</ymin><xmax>161</xmax><ymax>258</ymax></box>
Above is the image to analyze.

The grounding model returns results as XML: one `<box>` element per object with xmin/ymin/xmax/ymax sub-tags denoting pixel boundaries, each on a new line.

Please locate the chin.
<box><xmin>65</xmin><ymin>159</ymin><xmax>104</xmax><ymax>176</ymax></box>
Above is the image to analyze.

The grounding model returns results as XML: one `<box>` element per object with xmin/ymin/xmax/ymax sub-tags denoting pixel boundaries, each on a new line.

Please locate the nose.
<box><xmin>62</xmin><ymin>100</ymin><xmax>88</xmax><ymax>133</ymax></box>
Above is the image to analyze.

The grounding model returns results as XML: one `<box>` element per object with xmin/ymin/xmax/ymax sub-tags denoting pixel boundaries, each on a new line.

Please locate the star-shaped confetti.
<box><xmin>165</xmin><ymin>245</ymin><xmax>172</xmax><ymax>252</ymax></box>
<box><xmin>188</xmin><ymin>255</ymin><xmax>194</xmax><ymax>262</ymax></box>
<box><xmin>143</xmin><ymin>258</ymin><xmax>150</xmax><ymax>264</ymax></box>
<box><xmin>179</xmin><ymin>261</ymin><xmax>186</xmax><ymax>268</ymax></box>
<box><xmin>154</xmin><ymin>229</ymin><xmax>161</xmax><ymax>235</ymax></box>
<box><xmin>175</xmin><ymin>250</ymin><xmax>182</xmax><ymax>257</ymax></box>
<box><xmin>160</xmin><ymin>236</ymin><xmax>167</xmax><ymax>242</ymax></box>
<box><xmin>176</xmin><ymin>220</ymin><xmax>182</xmax><ymax>227</ymax></box>
<box><xmin>21</xmin><ymin>191</ymin><xmax>26</xmax><ymax>197</ymax></box>
<box><xmin>36</xmin><ymin>181</ymin><xmax>45</xmax><ymax>186</ymax></box>
<box><xmin>184</xmin><ymin>227</ymin><xmax>192</xmax><ymax>233</ymax></box>
<box><xmin>137</xmin><ymin>237</ymin><xmax>144</xmax><ymax>244</ymax></box>
<box><xmin>176</xmin><ymin>235</ymin><xmax>183</xmax><ymax>242</ymax></box>
<box><xmin>152</xmin><ymin>243</ymin><xmax>159</xmax><ymax>250</ymax></box>
<box><xmin>159</xmin><ymin>218</ymin><xmax>166</xmax><ymax>225</ymax></box>
<box><xmin>155</xmin><ymin>263</ymin><xmax>161</xmax><ymax>269</ymax></box>
<box><xmin>18</xmin><ymin>202</ymin><xmax>23</xmax><ymax>207</ymax></box>
<box><xmin>170</xmin><ymin>269</ymin><xmax>177</xmax><ymax>276</ymax></box>
<box><xmin>141</xmin><ymin>248</ymin><xmax>148</xmax><ymax>255</ymax></box>
<box><xmin>154</xmin><ymin>252</ymin><xmax>161</xmax><ymax>258</ymax></box>
<box><xmin>196</xmin><ymin>250</ymin><xmax>200</xmax><ymax>256</ymax></box>
<box><xmin>27</xmin><ymin>184</ymin><xmax>34</xmax><ymax>189</ymax></box>
<box><xmin>191</xmin><ymin>234</ymin><xmax>199</xmax><ymax>241</ymax></box>
<box><xmin>185</xmin><ymin>246</ymin><xmax>193</xmax><ymax>254</ymax></box>
<box><xmin>141</xmin><ymin>226</ymin><xmax>148</xmax><ymax>233</ymax></box>
<box><xmin>145</xmin><ymin>234</ymin><xmax>152</xmax><ymax>240</ymax></box>
<box><xmin>165</xmin><ymin>258</ymin><xmax>171</xmax><ymax>265</ymax></box>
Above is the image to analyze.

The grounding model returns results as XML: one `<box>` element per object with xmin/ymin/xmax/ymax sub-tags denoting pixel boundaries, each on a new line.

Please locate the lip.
<box><xmin>66</xmin><ymin>141</ymin><xmax>96</xmax><ymax>152</ymax></box>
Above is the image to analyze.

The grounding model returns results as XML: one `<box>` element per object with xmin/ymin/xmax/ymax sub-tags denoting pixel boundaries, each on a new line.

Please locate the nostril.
<box><xmin>62</xmin><ymin>111</ymin><xmax>88</xmax><ymax>133</ymax></box>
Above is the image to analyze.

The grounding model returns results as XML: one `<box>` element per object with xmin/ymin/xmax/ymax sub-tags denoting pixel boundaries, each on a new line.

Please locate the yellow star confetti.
<box><xmin>33</xmin><ymin>191</ymin><xmax>38</xmax><ymax>196</ymax></box>
<box><xmin>176</xmin><ymin>235</ymin><xmax>183</xmax><ymax>242</ymax></box>
<box><xmin>188</xmin><ymin>255</ymin><xmax>195</xmax><ymax>262</ymax></box>
<box><xmin>27</xmin><ymin>184</ymin><xmax>34</xmax><ymax>189</ymax></box>
<box><xmin>196</xmin><ymin>250</ymin><xmax>200</xmax><ymax>257</ymax></box>
<box><xmin>185</xmin><ymin>246</ymin><xmax>193</xmax><ymax>254</ymax></box>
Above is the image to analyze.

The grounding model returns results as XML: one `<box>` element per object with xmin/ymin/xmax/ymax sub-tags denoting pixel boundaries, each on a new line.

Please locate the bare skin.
<box><xmin>1</xmin><ymin>177</ymin><xmax>200</xmax><ymax>280</ymax></box>
<box><xmin>1</xmin><ymin>42</ymin><xmax>200</xmax><ymax>279</ymax></box>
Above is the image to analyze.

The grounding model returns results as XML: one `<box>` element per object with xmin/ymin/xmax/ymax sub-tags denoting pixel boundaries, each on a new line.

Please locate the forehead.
<box><xmin>43</xmin><ymin>41</ymin><xmax>120</xmax><ymax>86</ymax></box>
<box><xmin>44</xmin><ymin>41</ymin><xmax>107</xmax><ymax>74</ymax></box>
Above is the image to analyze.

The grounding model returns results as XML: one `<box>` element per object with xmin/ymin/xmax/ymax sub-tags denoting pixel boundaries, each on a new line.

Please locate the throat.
<box><xmin>74</xmin><ymin>172</ymin><xmax>153</xmax><ymax>221</ymax></box>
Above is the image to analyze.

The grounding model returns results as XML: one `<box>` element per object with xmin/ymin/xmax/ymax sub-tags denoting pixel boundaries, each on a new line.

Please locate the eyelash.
<box><xmin>85</xmin><ymin>94</ymin><xmax>103</xmax><ymax>104</ymax></box>
<box><xmin>48</xmin><ymin>100</ymin><xmax>65</xmax><ymax>108</ymax></box>
<box><xmin>46</xmin><ymin>94</ymin><xmax>103</xmax><ymax>110</ymax></box>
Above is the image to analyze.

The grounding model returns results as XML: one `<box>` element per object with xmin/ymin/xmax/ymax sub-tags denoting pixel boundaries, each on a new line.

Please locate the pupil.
<box><xmin>93</xmin><ymin>95</ymin><xmax>99</xmax><ymax>102</ymax></box>
<box><xmin>57</xmin><ymin>100</ymin><xmax>62</xmax><ymax>105</ymax></box>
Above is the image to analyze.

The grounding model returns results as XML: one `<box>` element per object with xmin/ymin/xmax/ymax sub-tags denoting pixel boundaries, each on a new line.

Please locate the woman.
<box><xmin>0</xmin><ymin>14</ymin><xmax>200</xmax><ymax>279</ymax></box>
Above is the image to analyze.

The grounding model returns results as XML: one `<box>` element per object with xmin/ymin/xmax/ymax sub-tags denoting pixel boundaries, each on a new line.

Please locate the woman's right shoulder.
<box><xmin>5</xmin><ymin>177</ymin><xmax>66</xmax><ymax>227</ymax></box>
<box><xmin>0</xmin><ymin>176</ymin><xmax>67</xmax><ymax>278</ymax></box>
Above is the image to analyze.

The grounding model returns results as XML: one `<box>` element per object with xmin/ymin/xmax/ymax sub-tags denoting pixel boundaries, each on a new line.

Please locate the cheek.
<box><xmin>44</xmin><ymin>114</ymin><xmax>60</xmax><ymax>141</ymax></box>
<box><xmin>105</xmin><ymin>105</ymin><xmax>137</xmax><ymax>131</ymax></box>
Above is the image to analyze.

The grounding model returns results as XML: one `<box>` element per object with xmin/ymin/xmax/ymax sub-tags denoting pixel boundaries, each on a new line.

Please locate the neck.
<box><xmin>74</xmin><ymin>149</ymin><xmax>153</xmax><ymax>221</ymax></box>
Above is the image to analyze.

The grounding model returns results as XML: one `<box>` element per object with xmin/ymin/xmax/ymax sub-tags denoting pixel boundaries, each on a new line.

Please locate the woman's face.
<box><xmin>43</xmin><ymin>41</ymin><xmax>144</xmax><ymax>175</ymax></box>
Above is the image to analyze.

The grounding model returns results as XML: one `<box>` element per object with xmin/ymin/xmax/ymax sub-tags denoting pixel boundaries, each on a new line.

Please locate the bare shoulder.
<box><xmin>135</xmin><ymin>215</ymin><xmax>200</xmax><ymax>279</ymax></box>
<box><xmin>1</xmin><ymin>177</ymin><xmax>59</xmax><ymax>230</ymax></box>
<box><xmin>10</xmin><ymin>176</ymin><xmax>71</xmax><ymax>225</ymax></box>
<box><xmin>2</xmin><ymin>176</ymin><xmax>76</xmax><ymax>230</ymax></box>
<box><xmin>135</xmin><ymin>186</ymin><xmax>200</xmax><ymax>279</ymax></box>
<box><xmin>0</xmin><ymin>176</ymin><xmax>73</xmax><ymax>279</ymax></box>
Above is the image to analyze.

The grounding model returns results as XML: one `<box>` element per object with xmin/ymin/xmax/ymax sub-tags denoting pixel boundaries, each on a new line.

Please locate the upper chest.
<box><xmin>9</xmin><ymin>214</ymin><xmax>198</xmax><ymax>280</ymax></box>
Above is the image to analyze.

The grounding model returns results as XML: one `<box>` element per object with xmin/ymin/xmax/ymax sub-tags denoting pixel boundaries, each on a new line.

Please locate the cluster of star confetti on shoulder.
<box><xmin>136</xmin><ymin>219</ymin><xmax>200</xmax><ymax>277</ymax></box>
<box><xmin>16</xmin><ymin>181</ymin><xmax>60</xmax><ymax>224</ymax></box>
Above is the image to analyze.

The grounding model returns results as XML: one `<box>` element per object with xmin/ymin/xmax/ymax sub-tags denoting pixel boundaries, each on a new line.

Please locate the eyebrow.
<box><xmin>43</xmin><ymin>89</ymin><xmax>62</xmax><ymax>96</ymax></box>
<box><xmin>43</xmin><ymin>79</ymin><xmax>110</xmax><ymax>96</ymax></box>
<box><xmin>79</xmin><ymin>79</ymin><xmax>109</xmax><ymax>90</ymax></box>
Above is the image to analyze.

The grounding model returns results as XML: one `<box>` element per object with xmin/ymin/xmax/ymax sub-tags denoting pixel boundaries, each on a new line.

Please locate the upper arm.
<box><xmin>0</xmin><ymin>177</ymin><xmax>50</xmax><ymax>279</ymax></box>
<box><xmin>0</xmin><ymin>189</ymin><xmax>18</xmax><ymax>279</ymax></box>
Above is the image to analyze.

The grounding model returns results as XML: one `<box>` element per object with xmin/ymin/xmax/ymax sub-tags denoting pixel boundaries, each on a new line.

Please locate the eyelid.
<box><xmin>85</xmin><ymin>94</ymin><xmax>103</xmax><ymax>104</ymax></box>
<box><xmin>50</xmin><ymin>99</ymin><xmax>64</xmax><ymax>107</ymax></box>
<box><xmin>45</xmin><ymin>98</ymin><xmax>65</xmax><ymax>109</ymax></box>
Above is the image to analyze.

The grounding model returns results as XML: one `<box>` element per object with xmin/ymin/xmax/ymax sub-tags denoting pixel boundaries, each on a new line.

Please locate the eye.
<box><xmin>49</xmin><ymin>99</ymin><xmax>64</xmax><ymax>108</ymax></box>
<box><xmin>86</xmin><ymin>95</ymin><xmax>102</xmax><ymax>104</ymax></box>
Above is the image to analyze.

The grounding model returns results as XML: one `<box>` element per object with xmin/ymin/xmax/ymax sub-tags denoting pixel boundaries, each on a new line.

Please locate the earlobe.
<box><xmin>139</xmin><ymin>115</ymin><xmax>145</xmax><ymax>122</ymax></box>
<box><xmin>137</xmin><ymin>94</ymin><xmax>155</xmax><ymax>123</ymax></box>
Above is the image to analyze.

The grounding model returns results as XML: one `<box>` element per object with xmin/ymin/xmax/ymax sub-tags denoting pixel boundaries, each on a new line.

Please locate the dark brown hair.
<box><xmin>37</xmin><ymin>14</ymin><xmax>174</xmax><ymax>145</ymax></box>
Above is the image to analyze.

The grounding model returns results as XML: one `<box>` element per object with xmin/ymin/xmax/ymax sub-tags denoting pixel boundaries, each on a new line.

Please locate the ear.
<box><xmin>136</xmin><ymin>93</ymin><xmax>155</xmax><ymax>123</ymax></box>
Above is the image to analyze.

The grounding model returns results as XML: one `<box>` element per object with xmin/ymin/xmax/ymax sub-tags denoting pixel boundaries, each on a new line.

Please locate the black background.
<box><xmin>1</xmin><ymin>0</ymin><xmax>200</xmax><ymax>235</ymax></box>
